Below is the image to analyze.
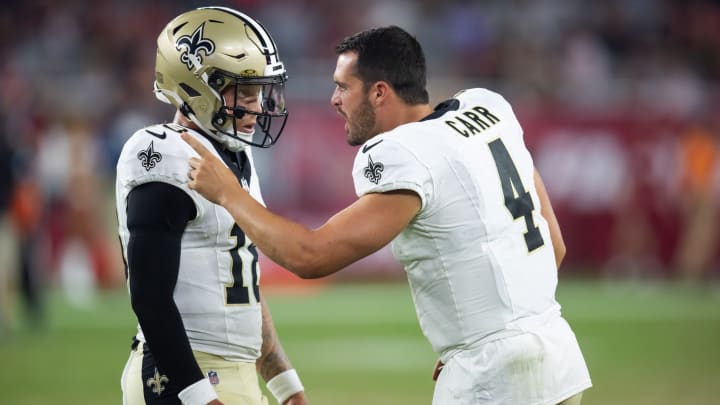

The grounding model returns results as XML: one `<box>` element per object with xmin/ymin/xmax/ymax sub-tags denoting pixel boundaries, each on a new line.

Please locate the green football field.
<box><xmin>1</xmin><ymin>280</ymin><xmax>719</xmax><ymax>404</ymax></box>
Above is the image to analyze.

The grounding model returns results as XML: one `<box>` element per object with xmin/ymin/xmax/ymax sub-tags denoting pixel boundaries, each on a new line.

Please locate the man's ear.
<box><xmin>371</xmin><ymin>81</ymin><xmax>391</xmax><ymax>106</ymax></box>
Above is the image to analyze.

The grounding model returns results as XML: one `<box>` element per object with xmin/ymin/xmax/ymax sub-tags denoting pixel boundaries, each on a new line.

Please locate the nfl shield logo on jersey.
<box><xmin>208</xmin><ymin>370</ymin><xmax>220</xmax><ymax>385</ymax></box>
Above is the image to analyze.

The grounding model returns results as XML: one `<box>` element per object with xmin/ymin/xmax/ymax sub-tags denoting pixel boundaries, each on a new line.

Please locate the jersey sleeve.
<box><xmin>351</xmin><ymin>137</ymin><xmax>432</xmax><ymax>210</ymax></box>
<box><xmin>116</xmin><ymin>127</ymin><xmax>207</xmax><ymax>215</ymax></box>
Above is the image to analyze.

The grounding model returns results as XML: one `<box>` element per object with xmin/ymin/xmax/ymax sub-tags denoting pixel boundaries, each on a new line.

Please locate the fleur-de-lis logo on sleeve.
<box><xmin>146</xmin><ymin>368</ymin><xmax>169</xmax><ymax>396</ymax></box>
<box><xmin>363</xmin><ymin>155</ymin><xmax>384</xmax><ymax>184</ymax></box>
<box><xmin>137</xmin><ymin>141</ymin><xmax>162</xmax><ymax>171</ymax></box>
<box><xmin>176</xmin><ymin>23</ymin><xmax>215</xmax><ymax>70</ymax></box>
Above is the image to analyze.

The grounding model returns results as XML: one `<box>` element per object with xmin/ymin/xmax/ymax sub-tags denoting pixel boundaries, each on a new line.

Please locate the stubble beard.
<box><xmin>346</xmin><ymin>98</ymin><xmax>377</xmax><ymax>146</ymax></box>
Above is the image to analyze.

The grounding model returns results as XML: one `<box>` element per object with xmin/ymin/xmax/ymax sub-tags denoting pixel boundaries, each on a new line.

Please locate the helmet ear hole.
<box><xmin>208</xmin><ymin>72</ymin><xmax>226</xmax><ymax>91</ymax></box>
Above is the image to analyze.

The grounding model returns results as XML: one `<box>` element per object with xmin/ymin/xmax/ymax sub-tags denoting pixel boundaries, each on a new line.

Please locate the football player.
<box><xmin>115</xmin><ymin>7</ymin><xmax>306</xmax><ymax>405</ymax></box>
<box><xmin>183</xmin><ymin>26</ymin><xmax>591</xmax><ymax>404</ymax></box>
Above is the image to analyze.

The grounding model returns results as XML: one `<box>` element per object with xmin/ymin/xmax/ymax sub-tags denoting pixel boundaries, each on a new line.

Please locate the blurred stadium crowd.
<box><xmin>0</xmin><ymin>0</ymin><xmax>719</xmax><ymax>328</ymax></box>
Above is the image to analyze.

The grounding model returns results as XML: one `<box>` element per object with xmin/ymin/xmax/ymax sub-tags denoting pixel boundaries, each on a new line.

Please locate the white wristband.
<box><xmin>267</xmin><ymin>369</ymin><xmax>304</xmax><ymax>404</ymax></box>
<box><xmin>178</xmin><ymin>378</ymin><xmax>218</xmax><ymax>405</ymax></box>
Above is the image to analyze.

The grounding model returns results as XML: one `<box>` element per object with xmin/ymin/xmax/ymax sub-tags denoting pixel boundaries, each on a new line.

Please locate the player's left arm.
<box><xmin>257</xmin><ymin>298</ymin><xmax>307</xmax><ymax>404</ymax></box>
<box><xmin>182</xmin><ymin>133</ymin><xmax>420</xmax><ymax>279</ymax></box>
<box><xmin>534</xmin><ymin>168</ymin><xmax>565</xmax><ymax>267</ymax></box>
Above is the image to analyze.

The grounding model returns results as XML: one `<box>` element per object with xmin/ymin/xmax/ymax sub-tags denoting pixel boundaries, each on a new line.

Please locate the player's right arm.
<box><xmin>533</xmin><ymin>168</ymin><xmax>565</xmax><ymax>268</ymax></box>
<box><xmin>182</xmin><ymin>133</ymin><xmax>420</xmax><ymax>279</ymax></box>
<box><xmin>126</xmin><ymin>181</ymin><xmax>221</xmax><ymax>404</ymax></box>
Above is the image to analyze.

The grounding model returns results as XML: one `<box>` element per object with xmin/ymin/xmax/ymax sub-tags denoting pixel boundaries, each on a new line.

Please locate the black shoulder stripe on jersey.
<box><xmin>421</xmin><ymin>98</ymin><xmax>460</xmax><ymax>122</ymax></box>
<box><xmin>207</xmin><ymin>136</ymin><xmax>252</xmax><ymax>186</ymax></box>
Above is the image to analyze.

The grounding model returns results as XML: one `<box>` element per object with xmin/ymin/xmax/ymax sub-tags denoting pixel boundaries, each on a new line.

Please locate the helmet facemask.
<box><xmin>207</xmin><ymin>69</ymin><xmax>288</xmax><ymax>149</ymax></box>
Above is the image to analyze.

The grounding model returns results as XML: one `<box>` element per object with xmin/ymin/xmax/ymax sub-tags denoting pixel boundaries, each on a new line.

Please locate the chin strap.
<box><xmin>214</xmin><ymin>134</ymin><xmax>247</xmax><ymax>152</ymax></box>
<box><xmin>182</xmin><ymin>105</ymin><xmax>251</xmax><ymax>152</ymax></box>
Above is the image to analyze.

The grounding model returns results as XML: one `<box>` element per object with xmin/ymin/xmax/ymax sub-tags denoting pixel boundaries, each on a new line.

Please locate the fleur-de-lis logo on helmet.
<box><xmin>176</xmin><ymin>23</ymin><xmax>215</xmax><ymax>70</ymax></box>
<box><xmin>137</xmin><ymin>141</ymin><xmax>163</xmax><ymax>171</ymax></box>
<box><xmin>363</xmin><ymin>155</ymin><xmax>384</xmax><ymax>184</ymax></box>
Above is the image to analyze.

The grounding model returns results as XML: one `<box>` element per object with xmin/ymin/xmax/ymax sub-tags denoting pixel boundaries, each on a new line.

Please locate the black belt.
<box><xmin>131</xmin><ymin>336</ymin><xmax>141</xmax><ymax>351</ymax></box>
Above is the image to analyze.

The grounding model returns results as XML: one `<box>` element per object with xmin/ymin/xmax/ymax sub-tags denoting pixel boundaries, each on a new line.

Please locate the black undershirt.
<box><xmin>125</xmin><ymin>138</ymin><xmax>251</xmax><ymax>391</ymax></box>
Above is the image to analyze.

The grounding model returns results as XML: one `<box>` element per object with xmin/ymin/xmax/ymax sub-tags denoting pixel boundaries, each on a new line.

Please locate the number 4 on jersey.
<box><xmin>488</xmin><ymin>139</ymin><xmax>544</xmax><ymax>252</ymax></box>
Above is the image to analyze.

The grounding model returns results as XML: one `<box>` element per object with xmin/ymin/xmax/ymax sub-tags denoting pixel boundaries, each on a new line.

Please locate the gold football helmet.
<box><xmin>154</xmin><ymin>6</ymin><xmax>288</xmax><ymax>150</ymax></box>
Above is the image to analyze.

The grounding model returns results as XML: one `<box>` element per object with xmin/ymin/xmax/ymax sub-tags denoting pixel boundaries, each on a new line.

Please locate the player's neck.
<box><xmin>172</xmin><ymin>110</ymin><xmax>195</xmax><ymax>130</ymax></box>
<box><xmin>378</xmin><ymin>102</ymin><xmax>433</xmax><ymax>132</ymax></box>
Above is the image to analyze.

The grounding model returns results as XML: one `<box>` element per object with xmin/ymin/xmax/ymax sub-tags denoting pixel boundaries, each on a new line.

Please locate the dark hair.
<box><xmin>335</xmin><ymin>26</ymin><xmax>429</xmax><ymax>105</ymax></box>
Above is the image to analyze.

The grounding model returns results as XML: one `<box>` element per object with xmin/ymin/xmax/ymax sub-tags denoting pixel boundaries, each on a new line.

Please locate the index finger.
<box><xmin>181</xmin><ymin>133</ymin><xmax>210</xmax><ymax>157</ymax></box>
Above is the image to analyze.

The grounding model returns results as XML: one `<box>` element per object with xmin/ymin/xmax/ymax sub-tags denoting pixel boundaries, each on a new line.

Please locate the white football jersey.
<box><xmin>116</xmin><ymin>124</ymin><xmax>264</xmax><ymax>361</ymax></box>
<box><xmin>353</xmin><ymin>88</ymin><xmax>563</xmax><ymax>357</ymax></box>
